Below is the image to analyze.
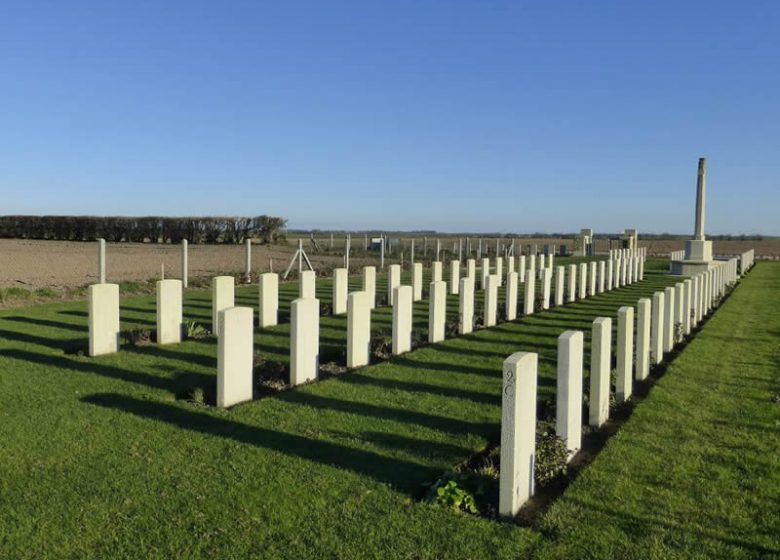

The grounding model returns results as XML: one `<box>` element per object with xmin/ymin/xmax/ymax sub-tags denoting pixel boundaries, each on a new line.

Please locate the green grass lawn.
<box><xmin>0</xmin><ymin>258</ymin><xmax>775</xmax><ymax>559</ymax></box>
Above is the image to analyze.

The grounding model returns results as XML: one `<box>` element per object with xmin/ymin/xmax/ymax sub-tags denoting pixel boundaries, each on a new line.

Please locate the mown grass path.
<box><xmin>1</xmin><ymin>260</ymin><xmax>774</xmax><ymax>558</ymax></box>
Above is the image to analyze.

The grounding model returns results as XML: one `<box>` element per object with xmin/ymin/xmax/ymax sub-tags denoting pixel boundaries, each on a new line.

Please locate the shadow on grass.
<box><xmin>82</xmin><ymin>392</ymin><xmax>443</xmax><ymax>495</ymax></box>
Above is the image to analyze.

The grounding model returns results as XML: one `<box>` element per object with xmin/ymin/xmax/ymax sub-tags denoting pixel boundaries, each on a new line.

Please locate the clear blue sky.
<box><xmin>1</xmin><ymin>1</ymin><xmax>778</xmax><ymax>234</ymax></box>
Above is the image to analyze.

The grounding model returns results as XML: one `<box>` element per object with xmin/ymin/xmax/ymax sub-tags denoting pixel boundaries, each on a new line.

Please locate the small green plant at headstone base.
<box><xmin>184</xmin><ymin>321</ymin><xmax>210</xmax><ymax>339</ymax></box>
<box><xmin>426</xmin><ymin>474</ymin><xmax>480</xmax><ymax>514</ymax></box>
<box><xmin>534</xmin><ymin>420</ymin><xmax>569</xmax><ymax>485</ymax></box>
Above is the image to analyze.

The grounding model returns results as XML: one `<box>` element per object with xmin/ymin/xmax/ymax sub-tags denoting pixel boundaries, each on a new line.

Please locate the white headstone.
<box><xmin>499</xmin><ymin>352</ymin><xmax>538</xmax><ymax>518</ymax></box>
<box><xmin>412</xmin><ymin>262</ymin><xmax>423</xmax><ymax>302</ymax></box>
<box><xmin>212</xmin><ymin>276</ymin><xmax>235</xmax><ymax>330</ymax></box>
<box><xmin>459</xmin><ymin>277</ymin><xmax>474</xmax><ymax>335</ymax></box>
<box><xmin>524</xmin><ymin>269</ymin><xmax>536</xmax><ymax>315</ymax></box>
<box><xmin>636</xmin><ymin>298</ymin><xmax>651</xmax><ymax>380</ymax></box>
<box><xmin>616</xmin><ymin>306</ymin><xmax>634</xmax><ymax>401</ymax></box>
<box><xmin>541</xmin><ymin>268</ymin><xmax>552</xmax><ymax>310</ymax></box>
<box><xmin>598</xmin><ymin>260</ymin><xmax>606</xmax><ymax>293</ymax></box>
<box><xmin>519</xmin><ymin>256</ymin><xmax>527</xmax><ymax>283</ymax></box>
<box><xmin>290</xmin><ymin>298</ymin><xmax>320</xmax><ymax>386</ymax></box>
<box><xmin>606</xmin><ymin>258</ymin><xmax>614</xmax><ymax>291</ymax></box>
<box><xmin>579</xmin><ymin>263</ymin><xmax>588</xmax><ymax>300</ymax></box>
<box><xmin>428</xmin><ymin>281</ymin><xmax>447</xmax><ymax>343</ymax></box>
<box><xmin>449</xmin><ymin>260</ymin><xmax>460</xmax><ymax>295</ymax></box>
<box><xmin>332</xmin><ymin>268</ymin><xmax>348</xmax><ymax>315</ymax></box>
<box><xmin>557</xmin><ymin>331</ymin><xmax>583</xmax><ymax>454</ymax></box>
<box><xmin>300</xmin><ymin>270</ymin><xmax>316</xmax><ymax>299</ymax></box>
<box><xmin>217</xmin><ymin>306</ymin><xmax>254</xmax><ymax>407</ymax></box>
<box><xmin>156</xmin><ymin>279</ymin><xmax>183</xmax><ymax>345</ymax></box>
<box><xmin>683</xmin><ymin>279</ymin><xmax>692</xmax><ymax>335</ymax></box>
<box><xmin>589</xmin><ymin>317</ymin><xmax>612</xmax><ymax>427</ymax></box>
<box><xmin>495</xmin><ymin>257</ymin><xmax>504</xmax><ymax>286</ymax></box>
<box><xmin>664</xmin><ymin>286</ymin><xmax>675</xmax><ymax>352</ymax></box>
<box><xmin>481</xmin><ymin>258</ymin><xmax>491</xmax><ymax>290</ymax></box>
<box><xmin>567</xmin><ymin>264</ymin><xmax>577</xmax><ymax>303</ymax></box>
<box><xmin>258</xmin><ymin>272</ymin><xmax>279</xmax><ymax>328</ymax></box>
<box><xmin>432</xmin><ymin>261</ymin><xmax>443</xmax><ymax>283</ymax></box>
<box><xmin>392</xmin><ymin>285</ymin><xmax>413</xmax><ymax>355</ymax></box>
<box><xmin>589</xmin><ymin>261</ymin><xmax>597</xmax><ymax>296</ymax></box>
<box><xmin>484</xmin><ymin>275</ymin><xmax>499</xmax><ymax>327</ymax></box>
<box><xmin>347</xmin><ymin>291</ymin><xmax>371</xmax><ymax>368</ymax></box>
<box><xmin>651</xmin><ymin>292</ymin><xmax>665</xmax><ymax>364</ymax></box>
<box><xmin>388</xmin><ymin>264</ymin><xmax>401</xmax><ymax>306</ymax></box>
<box><xmin>554</xmin><ymin>266</ymin><xmax>565</xmax><ymax>307</ymax></box>
<box><xmin>505</xmin><ymin>271</ymin><xmax>518</xmax><ymax>321</ymax></box>
<box><xmin>88</xmin><ymin>283</ymin><xmax>120</xmax><ymax>356</ymax></box>
<box><xmin>363</xmin><ymin>266</ymin><xmax>376</xmax><ymax>309</ymax></box>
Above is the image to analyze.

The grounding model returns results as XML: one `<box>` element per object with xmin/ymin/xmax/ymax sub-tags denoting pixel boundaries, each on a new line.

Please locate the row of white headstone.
<box><xmin>498</xmin><ymin>254</ymin><xmax>747</xmax><ymax>518</ymax></box>
<box><xmin>86</xmin><ymin>251</ymin><xmax>648</xmax><ymax>408</ymax></box>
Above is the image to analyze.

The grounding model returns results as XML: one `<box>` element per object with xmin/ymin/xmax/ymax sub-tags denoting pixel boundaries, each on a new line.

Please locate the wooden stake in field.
<box><xmin>97</xmin><ymin>238</ymin><xmax>106</xmax><ymax>284</ymax></box>
<box><xmin>181</xmin><ymin>239</ymin><xmax>188</xmax><ymax>288</ymax></box>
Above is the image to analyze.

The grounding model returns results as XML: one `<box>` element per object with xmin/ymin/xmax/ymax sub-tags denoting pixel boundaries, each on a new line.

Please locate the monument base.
<box><xmin>671</xmin><ymin>239</ymin><xmax>713</xmax><ymax>276</ymax></box>
<box><xmin>684</xmin><ymin>239</ymin><xmax>712</xmax><ymax>262</ymax></box>
<box><xmin>670</xmin><ymin>259</ymin><xmax>715</xmax><ymax>276</ymax></box>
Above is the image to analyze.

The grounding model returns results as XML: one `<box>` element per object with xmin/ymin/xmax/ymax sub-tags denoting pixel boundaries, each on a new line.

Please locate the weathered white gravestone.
<box><xmin>557</xmin><ymin>331</ymin><xmax>583</xmax><ymax>454</ymax></box>
<box><xmin>332</xmin><ymin>268</ymin><xmax>348</xmax><ymax>315</ymax></box>
<box><xmin>636</xmin><ymin>298</ymin><xmax>651</xmax><ymax>380</ymax></box>
<box><xmin>651</xmin><ymin>291</ymin><xmax>665</xmax><ymax>364</ymax></box>
<box><xmin>363</xmin><ymin>266</ymin><xmax>376</xmax><ymax>309</ymax></box>
<box><xmin>606</xmin><ymin>258</ymin><xmax>614</xmax><ymax>291</ymax></box>
<box><xmin>217</xmin><ymin>306</ymin><xmax>254</xmax><ymax>407</ymax></box>
<box><xmin>290</xmin><ymin>298</ymin><xmax>320</xmax><ymax>386</ymax></box>
<box><xmin>499</xmin><ymin>352</ymin><xmax>538</xmax><ymax>519</ymax></box>
<box><xmin>388</xmin><ymin>264</ymin><xmax>401</xmax><ymax>305</ymax></box>
<box><xmin>449</xmin><ymin>260</ymin><xmax>460</xmax><ymax>295</ymax></box>
<box><xmin>524</xmin><ymin>269</ymin><xmax>536</xmax><ymax>315</ymax></box>
<box><xmin>555</xmin><ymin>266</ymin><xmax>565</xmax><ymax>306</ymax></box>
<box><xmin>459</xmin><ymin>276</ymin><xmax>474</xmax><ymax>335</ymax></box>
<box><xmin>484</xmin><ymin>275</ymin><xmax>499</xmax><ymax>327</ymax></box>
<box><xmin>481</xmin><ymin>258</ymin><xmax>491</xmax><ymax>289</ymax></box>
<box><xmin>616</xmin><ymin>306</ymin><xmax>634</xmax><ymax>401</ymax></box>
<box><xmin>541</xmin><ymin>268</ymin><xmax>552</xmax><ymax>310</ymax></box>
<box><xmin>505</xmin><ymin>271</ymin><xmax>518</xmax><ymax>321</ymax></box>
<box><xmin>683</xmin><ymin>279</ymin><xmax>692</xmax><ymax>335</ymax></box>
<box><xmin>519</xmin><ymin>256</ymin><xmax>526</xmax><ymax>283</ymax></box>
<box><xmin>88</xmin><ymin>283</ymin><xmax>120</xmax><ymax>356</ymax></box>
<box><xmin>258</xmin><ymin>272</ymin><xmax>279</xmax><ymax>328</ymax></box>
<box><xmin>467</xmin><ymin>258</ymin><xmax>476</xmax><ymax>283</ymax></box>
<box><xmin>598</xmin><ymin>260</ymin><xmax>606</xmax><ymax>293</ymax></box>
<box><xmin>589</xmin><ymin>317</ymin><xmax>612</xmax><ymax>427</ymax></box>
<box><xmin>392</xmin><ymin>285</ymin><xmax>413</xmax><ymax>354</ymax></box>
<box><xmin>156</xmin><ymin>279</ymin><xmax>183</xmax><ymax>345</ymax></box>
<box><xmin>567</xmin><ymin>264</ymin><xmax>577</xmax><ymax>303</ymax></box>
<box><xmin>347</xmin><ymin>291</ymin><xmax>371</xmax><ymax>368</ymax></box>
<box><xmin>412</xmin><ymin>262</ymin><xmax>423</xmax><ymax>301</ymax></box>
<box><xmin>428</xmin><ymin>281</ymin><xmax>447</xmax><ymax>343</ymax></box>
<box><xmin>589</xmin><ymin>261</ymin><xmax>597</xmax><ymax>296</ymax></box>
<box><xmin>496</xmin><ymin>257</ymin><xmax>504</xmax><ymax>286</ymax></box>
<box><xmin>432</xmin><ymin>261</ymin><xmax>443</xmax><ymax>283</ymax></box>
<box><xmin>212</xmin><ymin>276</ymin><xmax>235</xmax><ymax>330</ymax></box>
<box><xmin>579</xmin><ymin>263</ymin><xmax>588</xmax><ymax>300</ymax></box>
<box><xmin>664</xmin><ymin>286</ymin><xmax>676</xmax><ymax>352</ymax></box>
<box><xmin>300</xmin><ymin>270</ymin><xmax>316</xmax><ymax>299</ymax></box>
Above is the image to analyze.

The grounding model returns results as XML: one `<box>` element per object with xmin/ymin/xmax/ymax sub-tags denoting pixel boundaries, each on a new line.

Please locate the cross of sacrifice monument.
<box><xmin>671</xmin><ymin>157</ymin><xmax>715</xmax><ymax>275</ymax></box>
